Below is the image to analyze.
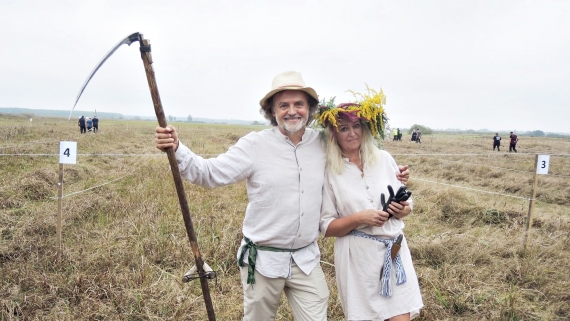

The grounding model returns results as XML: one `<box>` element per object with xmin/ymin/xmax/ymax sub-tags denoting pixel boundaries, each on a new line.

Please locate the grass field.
<box><xmin>1</xmin><ymin>114</ymin><xmax>569</xmax><ymax>320</ymax></box>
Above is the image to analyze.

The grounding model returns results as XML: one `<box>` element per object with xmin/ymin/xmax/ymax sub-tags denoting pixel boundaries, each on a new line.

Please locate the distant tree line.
<box><xmin>167</xmin><ymin>115</ymin><xmax>193</xmax><ymax>122</ymax></box>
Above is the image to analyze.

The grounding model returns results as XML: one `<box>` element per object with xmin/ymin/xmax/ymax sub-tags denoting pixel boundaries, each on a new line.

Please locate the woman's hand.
<box><xmin>387</xmin><ymin>201</ymin><xmax>411</xmax><ymax>219</ymax></box>
<box><xmin>356</xmin><ymin>209</ymin><xmax>390</xmax><ymax>227</ymax></box>
<box><xmin>155</xmin><ymin>125</ymin><xmax>179</xmax><ymax>152</ymax></box>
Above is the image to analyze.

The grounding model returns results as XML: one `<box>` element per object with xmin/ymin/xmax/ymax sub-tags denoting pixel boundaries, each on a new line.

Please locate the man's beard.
<box><xmin>278</xmin><ymin>115</ymin><xmax>307</xmax><ymax>134</ymax></box>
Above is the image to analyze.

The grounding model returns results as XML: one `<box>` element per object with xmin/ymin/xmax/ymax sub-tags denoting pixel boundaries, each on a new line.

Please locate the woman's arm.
<box><xmin>325</xmin><ymin>209</ymin><xmax>389</xmax><ymax>237</ymax></box>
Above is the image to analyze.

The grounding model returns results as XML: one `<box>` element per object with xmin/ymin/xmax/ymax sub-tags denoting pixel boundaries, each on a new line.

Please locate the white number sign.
<box><xmin>59</xmin><ymin>141</ymin><xmax>77</xmax><ymax>164</ymax></box>
<box><xmin>536</xmin><ymin>155</ymin><xmax>550</xmax><ymax>175</ymax></box>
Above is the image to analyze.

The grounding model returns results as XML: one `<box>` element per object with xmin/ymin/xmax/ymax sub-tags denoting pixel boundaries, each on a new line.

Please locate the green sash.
<box><xmin>238</xmin><ymin>237</ymin><xmax>310</xmax><ymax>284</ymax></box>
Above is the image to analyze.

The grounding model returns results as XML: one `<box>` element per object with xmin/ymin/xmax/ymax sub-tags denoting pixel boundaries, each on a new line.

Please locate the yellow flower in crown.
<box><xmin>312</xmin><ymin>85</ymin><xmax>388</xmax><ymax>140</ymax></box>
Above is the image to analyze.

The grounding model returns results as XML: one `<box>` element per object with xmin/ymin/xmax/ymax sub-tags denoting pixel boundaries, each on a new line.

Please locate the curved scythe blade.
<box><xmin>68</xmin><ymin>32</ymin><xmax>141</xmax><ymax>120</ymax></box>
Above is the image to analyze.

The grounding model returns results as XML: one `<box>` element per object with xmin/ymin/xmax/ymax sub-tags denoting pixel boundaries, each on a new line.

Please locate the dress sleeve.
<box><xmin>320</xmin><ymin>172</ymin><xmax>340</xmax><ymax>236</ymax></box>
<box><xmin>175</xmin><ymin>135</ymin><xmax>255</xmax><ymax>188</ymax></box>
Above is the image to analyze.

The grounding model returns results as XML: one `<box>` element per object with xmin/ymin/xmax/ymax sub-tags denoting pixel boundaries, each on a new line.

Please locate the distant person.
<box><xmin>393</xmin><ymin>128</ymin><xmax>398</xmax><ymax>141</ymax></box>
<box><xmin>415</xmin><ymin>129</ymin><xmax>422</xmax><ymax>144</ymax></box>
<box><xmin>92</xmin><ymin>116</ymin><xmax>99</xmax><ymax>133</ymax></box>
<box><xmin>509</xmin><ymin>132</ymin><xmax>518</xmax><ymax>153</ymax></box>
<box><xmin>78</xmin><ymin>116</ymin><xmax>86</xmax><ymax>134</ymax></box>
<box><xmin>86</xmin><ymin>117</ymin><xmax>93</xmax><ymax>132</ymax></box>
<box><xmin>493</xmin><ymin>133</ymin><xmax>501</xmax><ymax>151</ymax></box>
<box><xmin>411</xmin><ymin>129</ymin><xmax>417</xmax><ymax>142</ymax></box>
<box><xmin>397</xmin><ymin>128</ymin><xmax>402</xmax><ymax>141</ymax></box>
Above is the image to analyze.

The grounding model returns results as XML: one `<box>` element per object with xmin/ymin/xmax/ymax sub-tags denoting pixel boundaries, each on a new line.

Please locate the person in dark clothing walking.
<box><xmin>411</xmin><ymin>129</ymin><xmax>417</xmax><ymax>142</ymax></box>
<box><xmin>493</xmin><ymin>133</ymin><xmax>501</xmax><ymax>151</ymax></box>
<box><xmin>415</xmin><ymin>129</ymin><xmax>422</xmax><ymax>144</ymax></box>
<box><xmin>78</xmin><ymin>116</ymin><xmax>86</xmax><ymax>134</ymax></box>
<box><xmin>92</xmin><ymin>116</ymin><xmax>99</xmax><ymax>133</ymax></box>
<box><xmin>509</xmin><ymin>132</ymin><xmax>518</xmax><ymax>152</ymax></box>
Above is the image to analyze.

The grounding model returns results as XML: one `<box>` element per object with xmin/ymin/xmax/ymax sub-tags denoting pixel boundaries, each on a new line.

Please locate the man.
<box><xmin>86</xmin><ymin>117</ymin><xmax>93</xmax><ymax>132</ymax></box>
<box><xmin>78</xmin><ymin>116</ymin><xmax>86</xmax><ymax>134</ymax></box>
<box><xmin>509</xmin><ymin>131</ymin><xmax>518</xmax><ymax>152</ymax></box>
<box><xmin>397</xmin><ymin>128</ymin><xmax>402</xmax><ymax>141</ymax></box>
<box><xmin>493</xmin><ymin>132</ymin><xmax>501</xmax><ymax>151</ymax></box>
<box><xmin>415</xmin><ymin>128</ymin><xmax>422</xmax><ymax>144</ymax></box>
<box><xmin>411</xmin><ymin>129</ymin><xmax>417</xmax><ymax>142</ymax></box>
<box><xmin>92</xmin><ymin>116</ymin><xmax>99</xmax><ymax>133</ymax></box>
<box><xmin>155</xmin><ymin>71</ymin><xmax>409</xmax><ymax>320</ymax></box>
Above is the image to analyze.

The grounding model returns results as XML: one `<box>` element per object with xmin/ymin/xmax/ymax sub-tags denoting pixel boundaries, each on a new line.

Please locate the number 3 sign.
<box><xmin>59</xmin><ymin>141</ymin><xmax>77</xmax><ymax>164</ymax></box>
<box><xmin>536</xmin><ymin>155</ymin><xmax>550</xmax><ymax>175</ymax></box>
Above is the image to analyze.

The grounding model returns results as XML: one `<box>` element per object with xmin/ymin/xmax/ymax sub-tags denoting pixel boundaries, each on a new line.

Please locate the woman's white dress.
<box><xmin>320</xmin><ymin>150</ymin><xmax>423</xmax><ymax>320</ymax></box>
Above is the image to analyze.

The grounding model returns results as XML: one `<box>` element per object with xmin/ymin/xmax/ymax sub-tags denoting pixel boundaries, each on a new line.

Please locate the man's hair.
<box><xmin>324</xmin><ymin>120</ymin><xmax>380</xmax><ymax>174</ymax></box>
<box><xmin>260</xmin><ymin>91</ymin><xmax>319</xmax><ymax>126</ymax></box>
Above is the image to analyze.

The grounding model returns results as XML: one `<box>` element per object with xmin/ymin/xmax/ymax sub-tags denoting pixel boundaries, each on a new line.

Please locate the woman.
<box><xmin>316</xmin><ymin>93</ymin><xmax>423</xmax><ymax>320</ymax></box>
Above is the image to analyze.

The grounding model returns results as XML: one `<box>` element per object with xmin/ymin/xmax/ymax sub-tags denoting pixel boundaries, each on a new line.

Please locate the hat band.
<box><xmin>277</xmin><ymin>84</ymin><xmax>304</xmax><ymax>89</ymax></box>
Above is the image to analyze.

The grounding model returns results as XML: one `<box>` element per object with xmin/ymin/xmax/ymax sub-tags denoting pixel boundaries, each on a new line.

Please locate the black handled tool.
<box><xmin>381</xmin><ymin>185</ymin><xmax>412</xmax><ymax>218</ymax></box>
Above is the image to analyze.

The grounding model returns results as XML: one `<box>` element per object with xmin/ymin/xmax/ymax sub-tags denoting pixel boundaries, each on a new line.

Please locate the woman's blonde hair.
<box><xmin>324</xmin><ymin>120</ymin><xmax>381</xmax><ymax>174</ymax></box>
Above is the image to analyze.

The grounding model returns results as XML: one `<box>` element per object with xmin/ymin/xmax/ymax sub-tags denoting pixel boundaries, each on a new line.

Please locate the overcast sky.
<box><xmin>2</xmin><ymin>0</ymin><xmax>569</xmax><ymax>132</ymax></box>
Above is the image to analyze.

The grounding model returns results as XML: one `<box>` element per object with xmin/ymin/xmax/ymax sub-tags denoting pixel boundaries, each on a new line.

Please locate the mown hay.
<box><xmin>1</xmin><ymin>117</ymin><xmax>569</xmax><ymax>320</ymax></box>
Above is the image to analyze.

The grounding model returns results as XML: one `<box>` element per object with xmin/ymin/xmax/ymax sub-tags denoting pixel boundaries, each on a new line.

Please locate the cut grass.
<box><xmin>1</xmin><ymin>115</ymin><xmax>569</xmax><ymax>320</ymax></box>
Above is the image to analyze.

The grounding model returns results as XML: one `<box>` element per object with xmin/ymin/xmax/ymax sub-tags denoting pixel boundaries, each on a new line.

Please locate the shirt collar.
<box><xmin>272</xmin><ymin>127</ymin><xmax>308</xmax><ymax>144</ymax></box>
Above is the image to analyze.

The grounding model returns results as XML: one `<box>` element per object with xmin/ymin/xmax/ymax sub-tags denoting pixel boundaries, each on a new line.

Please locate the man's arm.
<box><xmin>155</xmin><ymin>125</ymin><xmax>254</xmax><ymax>188</ymax></box>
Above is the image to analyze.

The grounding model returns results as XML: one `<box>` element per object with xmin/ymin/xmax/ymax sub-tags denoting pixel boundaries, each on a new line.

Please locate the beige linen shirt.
<box><xmin>175</xmin><ymin>127</ymin><xmax>326</xmax><ymax>278</ymax></box>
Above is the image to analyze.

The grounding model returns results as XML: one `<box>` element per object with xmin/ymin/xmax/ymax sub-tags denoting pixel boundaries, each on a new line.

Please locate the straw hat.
<box><xmin>259</xmin><ymin>71</ymin><xmax>318</xmax><ymax>108</ymax></box>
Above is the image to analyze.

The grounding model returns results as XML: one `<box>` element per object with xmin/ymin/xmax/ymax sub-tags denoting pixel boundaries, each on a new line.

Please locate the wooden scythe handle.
<box><xmin>138</xmin><ymin>35</ymin><xmax>216</xmax><ymax>321</ymax></box>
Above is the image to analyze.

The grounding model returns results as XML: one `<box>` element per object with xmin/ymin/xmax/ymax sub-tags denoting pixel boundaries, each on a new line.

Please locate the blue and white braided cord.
<box><xmin>348</xmin><ymin>230</ymin><xmax>407</xmax><ymax>297</ymax></box>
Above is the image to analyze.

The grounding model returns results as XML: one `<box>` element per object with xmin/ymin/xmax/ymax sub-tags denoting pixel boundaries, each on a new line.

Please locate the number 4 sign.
<box><xmin>536</xmin><ymin>155</ymin><xmax>550</xmax><ymax>175</ymax></box>
<box><xmin>59</xmin><ymin>141</ymin><xmax>77</xmax><ymax>164</ymax></box>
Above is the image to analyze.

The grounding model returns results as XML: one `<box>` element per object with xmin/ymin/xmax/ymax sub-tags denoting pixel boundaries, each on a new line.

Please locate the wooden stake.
<box><xmin>57</xmin><ymin>163</ymin><xmax>64</xmax><ymax>252</ymax></box>
<box><xmin>138</xmin><ymin>35</ymin><xmax>216</xmax><ymax>320</ymax></box>
<box><xmin>523</xmin><ymin>154</ymin><xmax>539</xmax><ymax>252</ymax></box>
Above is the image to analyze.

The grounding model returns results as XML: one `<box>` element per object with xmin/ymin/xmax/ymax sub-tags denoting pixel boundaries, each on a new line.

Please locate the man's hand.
<box><xmin>397</xmin><ymin>165</ymin><xmax>410</xmax><ymax>184</ymax></box>
<box><xmin>155</xmin><ymin>125</ymin><xmax>179</xmax><ymax>152</ymax></box>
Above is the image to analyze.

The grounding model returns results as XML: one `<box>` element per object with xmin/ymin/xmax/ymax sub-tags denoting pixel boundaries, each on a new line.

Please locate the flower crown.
<box><xmin>312</xmin><ymin>86</ymin><xmax>388</xmax><ymax>140</ymax></box>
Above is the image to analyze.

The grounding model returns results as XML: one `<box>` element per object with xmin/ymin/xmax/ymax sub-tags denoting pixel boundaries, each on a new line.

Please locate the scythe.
<box><xmin>72</xmin><ymin>32</ymin><xmax>216</xmax><ymax>320</ymax></box>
